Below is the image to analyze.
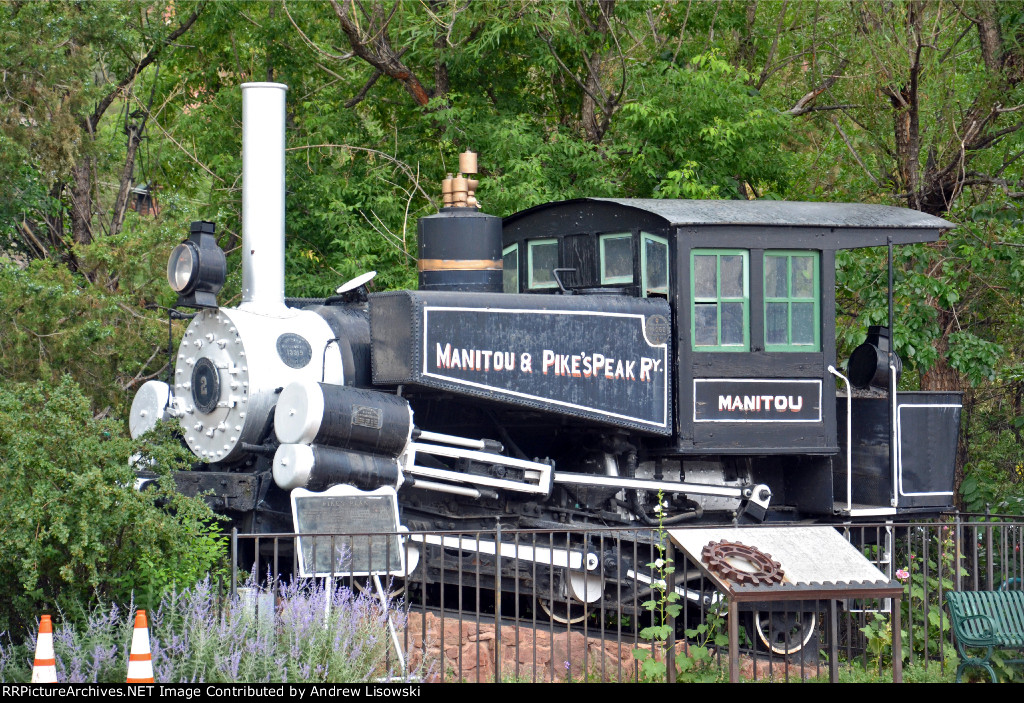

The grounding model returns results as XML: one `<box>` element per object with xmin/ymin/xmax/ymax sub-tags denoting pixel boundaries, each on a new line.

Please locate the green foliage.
<box><xmin>632</xmin><ymin>493</ymin><xmax>681</xmax><ymax>682</ymax></box>
<box><xmin>961</xmin><ymin>449</ymin><xmax>1024</xmax><ymax>516</ymax></box>
<box><xmin>0</xmin><ymin>258</ymin><xmax>177</xmax><ymax>417</ymax></box>
<box><xmin>3</xmin><ymin>0</ymin><xmax>1024</xmax><ymax>586</ymax></box>
<box><xmin>859</xmin><ymin>613</ymin><xmax>894</xmax><ymax>662</ymax></box>
<box><xmin>861</xmin><ymin>524</ymin><xmax>962</xmax><ymax>667</ymax></box>
<box><xmin>632</xmin><ymin>491</ymin><xmax>729</xmax><ymax>682</ymax></box>
<box><xmin>0</xmin><ymin>376</ymin><xmax>225</xmax><ymax>633</ymax></box>
<box><xmin>836</xmin><ymin>660</ymin><xmax>954</xmax><ymax>683</ymax></box>
<box><xmin>619</xmin><ymin>51</ymin><xmax>793</xmax><ymax>200</ymax></box>
<box><xmin>676</xmin><ymin>601</ymin><xmax>731</xmax><ymax>678</ymax></box>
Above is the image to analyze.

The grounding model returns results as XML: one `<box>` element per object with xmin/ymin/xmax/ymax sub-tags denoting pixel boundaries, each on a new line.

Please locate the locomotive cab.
<box><xmin>502</xmin><ymin>198</ymin><xmax>960</xmax><ymax>517</ymax></box>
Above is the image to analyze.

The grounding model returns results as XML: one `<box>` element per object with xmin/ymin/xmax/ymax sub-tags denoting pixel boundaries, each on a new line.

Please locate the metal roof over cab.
<box><xmin>503</xmin><ymin>197</ymin><xmax>955</xmax><ymax>249</ymax></box>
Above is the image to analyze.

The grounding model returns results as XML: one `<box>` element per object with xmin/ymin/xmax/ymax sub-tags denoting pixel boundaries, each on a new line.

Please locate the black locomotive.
<box><xmin>131</xmin><ymin>84</ymin><xmax>961</xmax><ymax>628</ymax></box>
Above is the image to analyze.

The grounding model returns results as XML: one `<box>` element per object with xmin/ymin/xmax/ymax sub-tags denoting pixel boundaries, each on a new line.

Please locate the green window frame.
<box><xmin>527</xmin><ymin>239</ymin><xmax>559</xmax><ymax>290</ymax></box>
<box><xmin>641</xmin><ymin>232</ymin><xmax>669</xmax><ymax>297</ymax></box>
<box><xmin>502</xmin><ymin>244</ymin><xmax>519</xmax><ymax>293</ymax></box>
<box><xmin>763</xmin><ymin>251</ymin><xmax>820</xmax><ymax>351</ymax></box>
<box><xmin>599</xmin><ymin>232</ymin><xmax>633</xmax><ymax>284</ymax></box>
<box><xmin>690</xmin><ymin>249</ymin><xmax>749</xmax><ymax>352</ymax></box>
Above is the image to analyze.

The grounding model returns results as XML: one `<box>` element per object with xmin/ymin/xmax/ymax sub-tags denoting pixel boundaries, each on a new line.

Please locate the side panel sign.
<box><xmin>422</xmin><ymin>307</ymin><xmax>670</xmax><ymax>430</ymax></box>
<box><xmin>291</xmin><ymin>485</ymin><xmax>404</xmax><ymax>577</ymax></box>
<box><xmin>694</xmin><ymin>379</ymin><xmax>822</xmax><ymax>423</ymax></box>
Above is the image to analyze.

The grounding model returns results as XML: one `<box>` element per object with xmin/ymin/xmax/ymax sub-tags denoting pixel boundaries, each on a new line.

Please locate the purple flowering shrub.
<box><xmin>0</xmin><ymin>631</ymin><xmax>31</xmax><ymax>682</ymax></box>
<box><xmin>1</xmin><ymin>577</ymin><xmax>411</xmax><ymax>683</ymax></box>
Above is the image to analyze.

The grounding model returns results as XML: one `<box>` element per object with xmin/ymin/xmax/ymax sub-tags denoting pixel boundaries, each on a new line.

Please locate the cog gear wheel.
<box><xmin>701</xmin><ymin>540</ymin><xmax>785</xmax><ymax>586</ymax></box>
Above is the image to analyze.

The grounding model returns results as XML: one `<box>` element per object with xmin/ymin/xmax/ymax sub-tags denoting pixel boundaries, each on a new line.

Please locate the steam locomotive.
<box><xmin>130</xmin><ymin>84</ymin><xmax>961</xmax><ymax>628</ymax></box>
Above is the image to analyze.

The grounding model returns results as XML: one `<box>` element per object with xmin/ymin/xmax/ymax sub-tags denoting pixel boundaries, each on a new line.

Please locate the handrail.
<box><xmin>828</xmin><ymin>365</ymin><xmax>853</xmax><ymax>512</ymax></box>
<box><xmin>891</xmin><ymin>364</ymin><xmax>899</xmax><ymax>508</ymax></box>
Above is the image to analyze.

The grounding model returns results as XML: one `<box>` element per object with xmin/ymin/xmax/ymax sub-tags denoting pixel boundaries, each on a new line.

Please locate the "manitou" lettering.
<box><xmin>717</xmin><ymin>395</ymin><xmax>805</xmax><ymax>412</ymax></box>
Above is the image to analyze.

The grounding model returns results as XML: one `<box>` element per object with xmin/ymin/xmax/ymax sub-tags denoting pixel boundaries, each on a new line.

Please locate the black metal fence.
<box><xmin>227</xmin><ymin>514</ymin><xmax>1024</xmax><ymax>683</ymax></box>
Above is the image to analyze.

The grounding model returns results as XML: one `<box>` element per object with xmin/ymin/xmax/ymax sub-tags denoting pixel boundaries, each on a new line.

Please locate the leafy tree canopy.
<box><xmin>2</xmin><ymin>0</ymin><xmax>1024</xmax><ymax>525</ymax></box>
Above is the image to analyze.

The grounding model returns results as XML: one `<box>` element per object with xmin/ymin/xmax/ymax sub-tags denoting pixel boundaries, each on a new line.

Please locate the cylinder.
<box><xmin>417</xmin><ymin>209</ymin><xmax>503</xmax><ymax>292</ymax></box>
<box><xmin>241</xmin><ymin>82</ymin><xmax>288</xmax><ymax>311</ymax></box>
<box><xmin>274</xmin><ymin>380</ymin><xmax>413</xmax><ymax>455</ymax></box>
<box><xmin>273</xmin><ymin>444</ymin><xmax>401</xmax><ymax>491</ymax></box>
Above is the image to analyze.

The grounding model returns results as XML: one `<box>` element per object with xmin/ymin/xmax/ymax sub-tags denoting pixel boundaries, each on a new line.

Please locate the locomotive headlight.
<box><xmin>168</xmin><ymin>220</ymin><xmax>226</xmax><ymax>309</ymax></box>
<box><xmin>167</xmin><ymin>242</ymin><xmax>198</xmax><ymax>292</ymax></box>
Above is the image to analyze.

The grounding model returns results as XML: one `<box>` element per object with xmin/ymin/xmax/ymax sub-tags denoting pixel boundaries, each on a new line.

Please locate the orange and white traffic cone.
<box><xmin>126</xmin><ymin>610</ymin><xmax>155</xmax><ymax>683</ymax></box>
<box><xmin>30</xmin><ymin>614</ymin><xmax>57</xmax><ymax>683</ymax></box>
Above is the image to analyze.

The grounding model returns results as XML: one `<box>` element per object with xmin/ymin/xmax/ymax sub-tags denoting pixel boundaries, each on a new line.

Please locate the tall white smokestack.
<box><xmin>240</xmin><ymin>82</ymin><xmax>288</xmax><ymax>311</ymax></box>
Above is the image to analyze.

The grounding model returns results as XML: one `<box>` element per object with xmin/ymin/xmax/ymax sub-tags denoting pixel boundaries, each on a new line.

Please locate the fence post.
<box><xmin>828</xmin><ymin>600</ymin><xmax>839</xmax><ymax>683</ymax></box>
<box><xmin>986</xmin><ymin>505</ymin><xmax>994</xmax><ymax>590</ymax></box>
<box><xmin>892</xmin><ymin>593</ymin><xmax>903</xmax><ymax>683</ymax></box>
<box><xmin>231</xmin><ymin>527</ymin><xmax>238</xmax><ymax>596</ymax></box>
<box><xmin>954</xmin><ymin>510</ymin><xmax>962</xmax><ymax>592</ymax></box>
<box><xmin>728</xmin><ymin>598</ymin><xmax>740</xmax><ymax>683</ymax></box>
<box><xmin>494</xmin><ymin>518</ymin><xmax>502</xmax><ymax>684</ymax></box>
<box><xmin>666</xmin><ymin>540</ymin><xmax>676</xmax><ymax>684</ymax></box>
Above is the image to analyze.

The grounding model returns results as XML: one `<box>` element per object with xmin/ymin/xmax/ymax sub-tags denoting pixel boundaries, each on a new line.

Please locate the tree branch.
<box><xmin>83</xmin><ymin>4</ymin><xmax>204</xmax><ymax>132</ymax></box>
<box><xmin>787</xmin><ymin>59</ymin><xmax>848</xmax><ymax>116</ymax></box>
<box><xmin>328</xmin><ymin>0</ymin><xmax>432</xmax><ymax>106</ymax></box>
<box><xmin>283</xmin><ymin>0</ymin><xmax>353</xmax><ymax>63</ymax></box>
<box><xmin>755</xmin><ymin>0</ymin><xmax>788</xmax><ymax>90</ymax></box>
<box><xmin>830</xmin><ymin>116</ymin><xmax>882</xmax><ymax>186</ymax></box>
<box><xmin>285</xmin><ymin>143</ymin><xmax>433</xmax><ymax>203</ymax></box>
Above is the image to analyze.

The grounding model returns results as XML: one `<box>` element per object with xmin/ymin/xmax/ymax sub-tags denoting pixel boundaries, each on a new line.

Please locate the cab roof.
<box><xmin>503</xmin><ymin>198</ymin><xmax>955</xmax><ymax>248</ymax></box>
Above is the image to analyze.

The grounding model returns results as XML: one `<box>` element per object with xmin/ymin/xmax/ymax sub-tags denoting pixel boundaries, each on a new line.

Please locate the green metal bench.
<box><xmin>946</xmin><ymin>590</ymin><xmax>1024</xmax><ymax>682</ymax></box>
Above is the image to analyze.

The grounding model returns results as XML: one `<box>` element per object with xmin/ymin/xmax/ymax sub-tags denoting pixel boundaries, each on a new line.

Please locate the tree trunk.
<box><xmin>70</xmin><ymin>159</ymin><xmax>93</xmax><ymax>246</ymax></box>
<box><xmin>581</xmin><ymin>53</ymin><xmax>605</xmax><ymax>144</ymax></box>
<box><xmin>110</xmin><ymin>123</ymin><xmax>144</xmax><ymax>239</ymax></box>
<box><xmin>919</xmin><ymin>295</ymin><xmax>960</xmax><ymax>392</ymax></box>
<box><xmin>736</xmin><ymin>1</ymin><xmax>758</xmax><ymax>74</ymax></box>
<box><xmin>430</xmin><ymin>0</ymin><xmax>449</xmax><ymax>100</ymax></box>
<box><xmin>953</xmin><ymin>389</ymin><xmax>973</xmax><ymax>509</ymax></box>
<box><xmin>579</xmin><ymin>0</ymin><xmax>617</xmax><ymax>145</ymax></box>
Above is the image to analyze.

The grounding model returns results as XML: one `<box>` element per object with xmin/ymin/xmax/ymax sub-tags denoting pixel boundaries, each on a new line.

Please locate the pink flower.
<box><xmin>896</xmin><ymin>569</ymin><xmax>910</xmax><ymax>581</ymax></box>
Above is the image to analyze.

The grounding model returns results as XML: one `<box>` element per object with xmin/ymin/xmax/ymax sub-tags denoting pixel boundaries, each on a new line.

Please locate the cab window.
<box><xmin>641</xmin><ymin>233</ymin><xmax>668</xmax><ymax>297</ymax></box>
<box><xmin>691</xmin><ymin>249</ymin><xmax>749</xmax><ymax>351</ymax></box>
<box><xmin>764</xmin><ymin>251</ymin><xmax>819</xmax><ymax>351</ymax></box>
<box><xmin>503</xmin><ymin>244</ymin><xmax>519</xmax><ymax>293</ymax></box>
<box><xmin>599</xmin><ymin>233</ymin><xmax>633</xmax><ymax>284</ymax></box>
<box><xmin>527</xmin><ymin>239</ymin><xmax>558</xmax><ymax>289</ymax></box>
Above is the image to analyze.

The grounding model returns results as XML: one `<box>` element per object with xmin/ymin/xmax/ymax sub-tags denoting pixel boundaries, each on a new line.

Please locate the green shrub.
<box><xmin>0</xmin><ymin>375</ymin><xmax>225</xmax><ymax>632</ymax></box>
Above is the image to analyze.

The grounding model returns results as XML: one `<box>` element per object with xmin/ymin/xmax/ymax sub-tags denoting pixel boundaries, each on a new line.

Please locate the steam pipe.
<box><xmin>241</xmin><ymin>82</ymin><xmax>288</xmax><ymax>312</ymax></box>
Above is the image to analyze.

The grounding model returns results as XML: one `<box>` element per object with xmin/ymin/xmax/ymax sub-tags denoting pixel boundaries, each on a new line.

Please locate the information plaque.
<box><xmin>290</xmin><ymin>485</ymin><xmax>405</xmax><ymax>577</ymax></box>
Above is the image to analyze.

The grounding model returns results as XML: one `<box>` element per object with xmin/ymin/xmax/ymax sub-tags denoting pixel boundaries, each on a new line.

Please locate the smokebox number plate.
<box><xmin>276</xmin><ymin>333</ymin><xmax>312</xmax><ymax>369</ymax></box>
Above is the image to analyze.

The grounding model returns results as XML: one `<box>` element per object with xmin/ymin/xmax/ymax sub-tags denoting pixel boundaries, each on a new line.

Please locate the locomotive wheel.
<box><xmin>537</xmin><ymin>596</ymin><xmax>588</xmax><ymax>625</ymax></box>
<box><xmin>753</xmin><ymin>610</ymin><xmax>817</xmax><ymax>656</ymax></box>
<box><xmin>534</xmin><ymin>569</ymin><xmax>591</xmax><ymax>624</ymax></box>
